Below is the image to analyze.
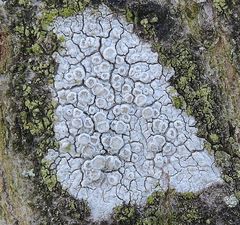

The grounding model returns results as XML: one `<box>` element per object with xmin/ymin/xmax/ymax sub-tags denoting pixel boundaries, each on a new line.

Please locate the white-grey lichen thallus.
<box><xmin>45</xmin><ymin>4</ymin><xmax>222</xmax><ymax>221</ymax></box>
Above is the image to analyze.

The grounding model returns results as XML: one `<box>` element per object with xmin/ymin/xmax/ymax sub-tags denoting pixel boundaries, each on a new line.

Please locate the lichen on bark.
<box><xmin>0</xmin><ymin>0</ymin><xmax>240</xmax><ymax>224</ymax></box>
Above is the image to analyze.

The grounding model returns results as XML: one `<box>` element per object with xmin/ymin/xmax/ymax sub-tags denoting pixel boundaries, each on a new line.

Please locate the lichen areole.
<box><xmin>45</xmin><ymin>4</ymin><xmax>222</xmax><ymax>221</ymax></box>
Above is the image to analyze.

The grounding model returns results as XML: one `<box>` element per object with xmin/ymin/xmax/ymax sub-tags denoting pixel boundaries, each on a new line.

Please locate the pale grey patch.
<box><xmin>45</xmin><ymin>4</ymin><xmax>222</xmax><ymax>221</ymax></box>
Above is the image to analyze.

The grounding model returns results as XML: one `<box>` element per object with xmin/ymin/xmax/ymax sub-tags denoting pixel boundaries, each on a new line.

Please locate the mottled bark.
<box><xmin>0</xmin><ymin>0</ymin><xmax>239</xmax><ymax>225</ymax></box>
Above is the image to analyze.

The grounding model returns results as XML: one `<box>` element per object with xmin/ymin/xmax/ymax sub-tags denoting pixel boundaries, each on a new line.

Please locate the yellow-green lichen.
<box><xmin>114</xmin><ymin>204</ymin><xmax>138</xmax><ymax>224</ymax></box>
<box><xmin>18</xmin><ymin>0</ymin><xmax>31</xmax><ymax>6</ymax></box>
<box><xmin>30</xmin><ymin>43</ymin><xmax>43</xmax><ymax>54</ymax></box>
<box><xmin>213</xmin><ymin>0</ymin><xmax>228</xmax><ymax>13</ymax></box>
<box><xmin>113</xmin><ymin>190</ymin><xmax>212</xmax><ymax>225</ymax></box>
<box><xmin>125</xmin><ymin>8</ymin><xmax>134</xmax><ymax>23</ymax></box>
<box><xmin>209</xmin><ymin>133</ymin><xmax>220</xmax><ymax>144</ymax></box>
<box><xmin>40</xmin><ymin>0</ymin><xmax>91</xmax><ymax>30</ymax></box>
<box><xmin>172</xmin><ymin>96</ymin><xmax>185</xmax><ymax>109</ymax></box>
<box><xmin>41</xmin><ymin>160</ymin><xmax>57</xmax><ymax>191</ymax></box>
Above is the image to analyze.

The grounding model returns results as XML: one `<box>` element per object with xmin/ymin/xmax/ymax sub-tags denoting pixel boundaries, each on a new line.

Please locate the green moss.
<box><xmin>14</xmin><ymin>25</ymin><xmax>24</xmax><ymax>34</ymax></box>
<box><xmin>150</xmin><ymin>16</ymin><xmax>158</xmax><ymax>24</ymax></box>
<box><xmin>40</xmin><ymin>9</ymin><xmax>58</xmax><ymax>30</ymax></box>
<box><xmin>24</xmin><ymin>99</ymin><xmax>38</xmax><ymax>110</ymax></box>
<box><xmin>204</xmin><ymin>141</ymin><xmax>213</xmax><ymax>154</ymax></box>
<box><xmin>158</xmin><ymin>43</ymin><xmax>215</xmax><ymax>127</ymax></box>
<box><xmin>209</xmin><ymin>133</ymin><xmax>220</xmax><ymax>144</ymax></box>
<box><xmin>215</xmin><ymin>151</ymin><xmax>231</xmax><ymax>168</ymax></box>
<box><xmin>235</xmin><ymin>191</ymin><xmax>240</xmax><ymax>200</ymax></box>
<box><xmin>146</xmin><ymin>195</ymin><xmax>155</xmax><ymax>205</ymax></box>
<box><xmin>41</xmin><ymin>160</ymin><xmax>57</xmax><ymax>191</ymax></box>
<box><xmin>113</xmin><ymin>190</ymin><xmax>212</xmax><ymax>225</ymax></box>
<box><xmin>18</xmin><ymin>0</ymin><xmax>30</xmax><ymax>6</ymax></box>
<box><xmin>125</xmin><ymin>8</ymin><xmax>134</xmax><ymax>22</ymax></box>
<box><xmin>213</xmin><ymin>0</ymin><xmax>228</xmax><ymax>13</ymax></box>
<box><xmin>59</xmin><ymin>7</ymin><xmax>76</xmax><ymax>17</ymax></box>
<box><xmin>172</xmin><ymin>96</ymin><xmax>185</xmax><ymax>109</ymax></box>
<box><xmin>40</xmin><ymin>0</ymin><xmax>91</xmax><ymax>30</ymax></box>
<box><xmin>180</xmin><ymin>192</ymin><xmax>196</xmax><ymax>200</ymax></box>
<box><xmin>114</xmin><ymin>205</ymin><xmax>138</xmax><ymax>224</ymax></box>
<box><xmin>22</xmin><ymin>85</ymin><xmax>31</xmax><ymax>96</ymax></box>
<box><xmin>179</xmin><ymin>208</ymin><xmax>201</xmax><ymax>223</ymax></box>
<box><xmin>30</xmin><ymin>43</ymin><xmax>43</xmax><ymax>54</ymax></box>
<box><xmin>140</xmin><ymin>18</ymin><xmax>149</xmax><ymax>27</ymax></box>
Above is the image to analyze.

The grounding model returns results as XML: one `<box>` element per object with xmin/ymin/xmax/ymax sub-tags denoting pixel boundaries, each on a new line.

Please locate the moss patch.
<box><xmin>113</xmin><ymin>188</ymin><xmax>240</xmax><ymax>225</ymax></box>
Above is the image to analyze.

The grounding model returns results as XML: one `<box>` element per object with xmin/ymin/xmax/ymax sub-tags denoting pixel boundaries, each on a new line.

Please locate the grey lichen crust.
<box><xmin>45</xmin><ymin>4</ymin><xmax>222</xmax><ymax>221</ymax></box>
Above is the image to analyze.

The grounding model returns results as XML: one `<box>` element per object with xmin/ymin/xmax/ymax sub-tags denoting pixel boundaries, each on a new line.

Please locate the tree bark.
<box><xmin>0</xmin><ymin>0</ymin><xmax>240</xmax><ymax>224</ymax></box>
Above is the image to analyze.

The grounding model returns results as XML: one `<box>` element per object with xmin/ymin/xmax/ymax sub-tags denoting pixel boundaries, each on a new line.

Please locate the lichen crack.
<box><xmin>44</xmin><ymin>4</ymin><xmax>222</xmax><ymax>221</ymax></box>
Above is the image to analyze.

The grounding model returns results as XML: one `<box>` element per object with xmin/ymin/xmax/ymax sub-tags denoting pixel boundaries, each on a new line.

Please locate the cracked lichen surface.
<box><xmin>45</xmin><ymin>4</ymin><xmax>222</xmax><ymax>221</ymax></box>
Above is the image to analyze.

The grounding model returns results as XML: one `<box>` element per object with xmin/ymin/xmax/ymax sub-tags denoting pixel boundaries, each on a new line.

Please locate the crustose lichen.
<box><xmin>44</xmin><ymin>4</ymin><xmax>222</xmax><ymax>221</ymax></box>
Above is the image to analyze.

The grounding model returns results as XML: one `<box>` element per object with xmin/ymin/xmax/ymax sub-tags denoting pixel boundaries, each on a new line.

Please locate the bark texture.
<box><xmin>0</xmin><ymin>0</ymin><xmax>240</xmax><ymax>225</ymax></box>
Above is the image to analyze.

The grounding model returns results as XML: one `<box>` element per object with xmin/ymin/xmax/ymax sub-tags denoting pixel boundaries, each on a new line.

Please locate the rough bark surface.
<box><xmin>0</xmin><ymin>0</ymin><xmax>240</xmax><ymax>225</ymax></box>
